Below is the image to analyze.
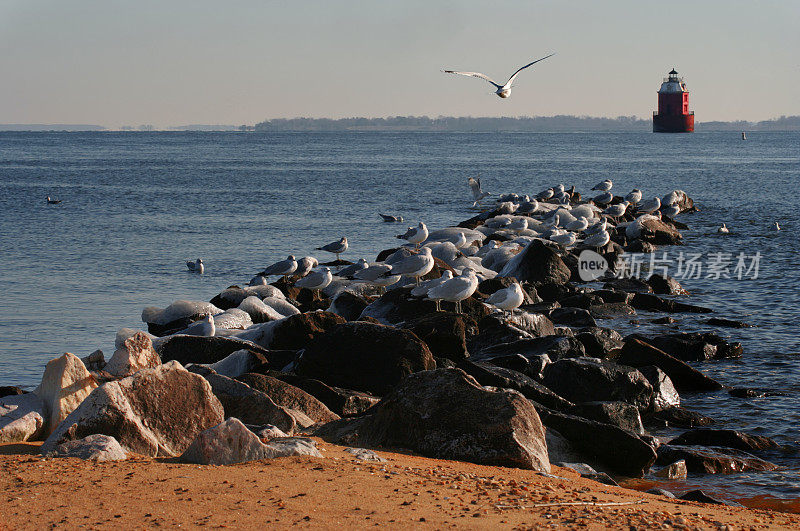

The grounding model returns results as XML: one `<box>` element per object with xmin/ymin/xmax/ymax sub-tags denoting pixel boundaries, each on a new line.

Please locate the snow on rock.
<box><xmin>263</xmin><ymin>296</ymin><xmax>300</xmax><ymax>318</ymax></box>
<box><xmin>238</xmin><ymin>296</ymin><xmax>284</xmax><ymax>323</ymax></box>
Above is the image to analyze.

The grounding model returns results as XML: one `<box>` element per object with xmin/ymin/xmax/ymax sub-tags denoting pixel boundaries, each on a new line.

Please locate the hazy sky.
<box><xmin>1</xmin><ymin>1</ymin><xmax>798</xmax><ymax>127</ymax></box>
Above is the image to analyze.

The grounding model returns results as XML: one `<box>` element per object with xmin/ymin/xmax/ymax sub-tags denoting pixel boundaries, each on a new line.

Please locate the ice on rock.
<box><xmin>262</xmin><ymin>296</ymin><xmax>300</xmax><ymax>318</ymax></box>
<box><xmin>141</xmin><ymin>300</ymin><xmax>222</xmax><ymax>326</ymax></box>
<box><xmin>210</xmin><ymin>309</ymin><xmax>252</xmax><ymax>330</ymax></box>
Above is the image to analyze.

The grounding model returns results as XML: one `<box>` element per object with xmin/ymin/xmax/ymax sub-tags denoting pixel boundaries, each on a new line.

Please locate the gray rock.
<box><xmin>498</xmin><ymin>239</ymin><xmax>571</xmax><ymax>286</ymax></box>
<box><xmin>48</xmin><ymin>434</ymin><xmax>127</xmax><ymax>461</ymax></box>
<box><xmin>571</xmin><ymin>401</ymin><xmax>644</xmax><ymax>435</ymax></box>
<box><xmin>42</xmin><ymin>361</ymin><xmax>224</xmax><ymax>457</ymax></box>
<box><xmin>157</xmin><ymin>335</ymin><xmax>271</xmax><ymax>367</ymax></box>
<box><xmin>0</xmin><ymin>393</ymin><xmax>45</xmax><ymax>443</ymax></box>
<box><xmin>359</xmin><ymin>368</ymin><xmax>550</xmax><ymax>472</ymax></box>
<box><xmin>656</xmin><ymin>445</ymin><xmax>778</xmax><ymax>474</ymax></box>
<box><xmin>236</xmin><ymin>373</ymin><xmax>340</xmax><ymax>424</ymax></box>
<box><xmin>617</xmin><ymin>338</ymin><xmax>722</xmax><ymax>392</ymax></box>
<box><xmin>344</xmin><ymin>447</ymin><xmax>387</xmax><ymax>462</ymax></box>
<box><xmin>208</xmin><ymin>349</ymin><xmax>266</xmax><ymax>378</ymax></box>
<box><xmin>653</xmin><ymin>459</ymin><xmax>687</xmax><ymax>479</ymax></box>
<box><xmin>180</xmin><ymin>417</ymin><xmax>322</xmax><ymax>465</ymax></box>
<box><xmin>638</xmin><ymin>365</ymin><xmax>680</xmax><ymax>412</ymax></box>
<box><xmin>542</xmin><ymin>358</ymin><xmax>653</xmax><ymax>412</ymax></box>
<box><xmin>668</xmin><ymin>428</ymin><xmax>778</xmax><ymax>453</ymax></box>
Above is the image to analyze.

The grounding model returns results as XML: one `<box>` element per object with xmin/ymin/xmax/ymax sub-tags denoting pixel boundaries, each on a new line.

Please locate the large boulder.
<box><xmin>656</xmin><ymin>445</ymin><xmax>778</xmax><ymax>474</ymax></box>
<box><xmin>359</xmin><ymin>287</ymin><xmax>489</xmax><ymax>325</ymax></box>
<box><xmin>458</xmin><ymin>360</ymin><xmax>574</xmax><ymax>412</ymax></box>
<box><xmin>156</xmin><ymin>335</ymin><xmax>271</xmax><ymax>367</ymax></box>
<box><xmin>400</xmin><ymin>312</ymin><xmax>477</xmax><ymax>361</ymax></box>
<box><xmin>235</xmin><ymin>311</ymin><xmax>346</xmax><ymax>351</ymax></box>
<box><xmin>328</xmin><ymin>291</ymin><xmax>369</xmax><ymax>321</ymax></box>
<box><xmin>575</xmin><ymin>327</ymin><xmax>624</xmax><ymax>358</ymax></box>
<box><xmin>265</xmin><ymin>373</ymin><xmax>380</xmax><ymax>417</ymax></box>
<box><xmin>0</xmin><ymin>393</ymin><xmax>45</xmax><ymax>443</ymax></box>
<box><xmin>471</xmin><ymin>334</ymin><xmax>584</xmax><ymax>363</ymax></box>
<box><xmin>359</xmin><ymin>369</ymin><xmax>550</xmax><ymax>471</ymax></box>
<box><xmin>35</xmin><ymin>353</ymin><xmax>98</xmax><ymax>436</ymax></box>
<box><xmin>616</xmin><ymin>338</ymin><xmax>723</xmax><ymax>392</ymax></box>
<box><xmin>47</xmin><ymin>434</ymin><xmax>128</xmax><ymax>462</ymax></box>
<box><xmin>647</xmin><ymin>274</ymin><xmax>688</xmax><ymax>295</ymax></box>
<box><xmin>42</xmin><ymin>361</ymin><xmax>223</xmax><ymax>457</ymax></box>
<box><xmin>633</xmin><ymin>332</ymin><xmax>743</xmax><ymax>362</ymax></box>
<box><xmin>208</xmin><ymin>349</ymin><xmax>269</xmax><ymax>378</ymax></box>
<box><xmin>296</xmin><ymin>321</ymin><xmax>435</xmax><ymax>396</ymax></box>
<box><xmin>534</xmin><ymin>406</ymin><xmax>656</xmax><ymax>477</ymax></box>
<box><xmin>542</xmin><ymin>358</ymin><xmax>653</xmax><ymax>412</ymax></box>
<box><xmin>498</xmin><ymin>239</ymin><xmax>571</xmax><ymax>286</ymax></box>
<box><xmin>638</xmin><ymin>365</ymin><xmax>680</xmax><ymax>412</ymax></box>
<box><xmin>650</xmin><ymin>407</ymin><xmax>715</xmax><ymax>429</ymax></box>
<box><xmin>104</xmin><ymin>332</ymin><xmax>161</xmax><ymax>378</ymax></box>
<box><xmin>180</xmin><ymin>418</ymin><xmax>322</xmax><ymax>465</ymax></box>
<box><xmin>189</xmin><ymin>367</ymin><xmax>297</xmax><ymax>434</ymax></box>
<box><xmin>637</xmin><ymin>218</ymin><xmax>683</xmax><ymax>245</ymax></box>
<box><xmin>668</xmin><ymin>429</ymin><xmax>778</xmax><ymax>453</ymax></box>
<box><xmin>210</xmin><ymin>285</ymin><xmax>285</xmax><ymax>310</ymax></box>
<box><xmin>570</xmin><ymin>401</ymin><xmax>644</xmax><ymax>435</ymax></box>
<box><xmin>236</xmin><ymin>373</ymin><xmax>340</xmax><ymax>424</ymax></box>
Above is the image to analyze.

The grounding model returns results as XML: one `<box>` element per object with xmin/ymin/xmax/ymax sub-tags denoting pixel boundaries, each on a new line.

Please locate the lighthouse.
<box><xmin>653</xmin><ymin>68</ymin><xmax>694</xmax><ymax>133</ymax></box>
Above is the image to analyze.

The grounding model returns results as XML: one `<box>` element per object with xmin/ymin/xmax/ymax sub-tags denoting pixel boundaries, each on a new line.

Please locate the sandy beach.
<box><xmin>2</xmin><ymin>440</ymin><xmax>798</xmax><ymax>530</ymax></box>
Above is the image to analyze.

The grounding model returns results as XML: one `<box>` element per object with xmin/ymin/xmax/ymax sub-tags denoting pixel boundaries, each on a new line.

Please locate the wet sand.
<box><xmin>2</xmin><ymin>440</ymin><xmax>797</xmax><ymax>530</ymax></box>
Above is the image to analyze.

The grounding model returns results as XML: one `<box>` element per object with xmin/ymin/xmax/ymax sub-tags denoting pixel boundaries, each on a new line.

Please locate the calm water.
<box><xmin>1</xmin><ymin>131</ymin><xmax>798</xmax><ymax>507</ymax></box>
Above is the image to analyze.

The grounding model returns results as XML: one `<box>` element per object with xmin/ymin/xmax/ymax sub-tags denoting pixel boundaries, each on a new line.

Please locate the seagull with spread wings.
<box><xmin>467</xmin><ymin>176</ymin><xmax>491</xmax><ymax>207</ymax></box>
<box><xmin>444</xmin><ymin>53</ymin><xmax>555</xmax><ymax>98</ymax></box>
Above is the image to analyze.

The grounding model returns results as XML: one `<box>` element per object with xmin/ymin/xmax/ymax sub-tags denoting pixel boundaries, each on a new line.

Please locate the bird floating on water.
<box><xmin>379</xmin><ymin>213</ymin><xmax>404</xmax><ymax>223</ymax></box>
<box><xmin>46</xmin><ymin>196</ymin><xmax>62</xmax><ymax>204</ymax></box>
<box><xmin>397</xmin><ymin>222</ymin><xmax>428</xmax><ymax>249</ymax></box>
<box><xmin>718</xmin><ymin>223</ymin><xmax>730</xmax><ymax>234</ymax></box>
<box><xmin>186</xmin><ymin>258</ymin><xmax>204</xmax><ymax>274</ymax></box>
<box><xmin>316</xmin><ymin>237</ymin><xmax>348</xmax><ymax>262</ymax></box>
<box><xmin>444</xmin><ymin>53</ymin><xmax>555</xmax><ymax>99</ymax></box>
<box><xmin>774</xmin><ymin>222</ymin><xmax>781</xmax><ymax>231</ymax></box>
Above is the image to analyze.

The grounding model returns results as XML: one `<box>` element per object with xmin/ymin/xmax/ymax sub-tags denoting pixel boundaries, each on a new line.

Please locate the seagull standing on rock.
<box><xmin>397</xmin><ymin>222</ymin><xmax>428</xmax><ymax>249</ymax></box>
<box><xmin>485</xmin><ymin>283</ymin><xmax>525</xmax><ymax>317</ymax></box>
<box><xmin>583</xmin><ymin>229</ymin><xmax>611</xmax><ymax>252</ymax></box>
<box><xmin>316</xmin><ymin>237</ymin><xmax>348</xmax><ymax>262</ymax></box>
<box><xmin>198</xmin><ymin>314</ymin><xmax>215</xmax><ymax>336</ymax></box>
<box><xmin>426</xmin><ymin>267</ymin><xmax>479</xmax><ymax>313</ymax></box>
<box><xmin>603</xmin><ymin>201</ymin><xmax>629</xmax><ymax>222</ymax></box>
<box><xmin>294</xmin><ymin>256</ymin><xmax>318</xmax><ymax>278</ymax></box>
<box><xmin>353</xmin><ymin>263</ymin><xmax>400</xmax><ymax>293</ymax></box>
<box><xmin>411</xmin><ymin>270</ymin><xmax>453</xmax><ymax>297</ymax></box>
<box><xmin>186</xmin><ymin>258</ymin><xmax>204</xmax><ymax>274</ymax></box>
<box><xmin>592</xmin><ymin>179</ymin><xmax>613</xmax><ymax>192</ymax></box>
<box><xmin>295</xmin><ymin>267</ymin><xmax>333</xmax><ymax>300</ymax></box>
<box><xmin>444</xmin><ymin>53</ymin><xmax>555</xmax><ymax>99</ymax></box>
<box><xmin>387</xmin><ymin>247</ymin><xmax>435</xmax><ymax>286</ymax></box>
<box><xmin>625</xmin><ymin>189</ymin><xmax>643</xmax><ymax>205</ymax></box>
<box><xmin>638</xmin><ymin>197</ymin><xmax>661</xmax><ymax>214</ymax></box>
<box><xmin>262</xmin><ymin>255</ymin><xmax>297</xmax><ymax>281</ymax></box>
<box><xmin>337</xmin><ymin>258</ymin><xmax>369</xmax><ymax>278</ymax></box>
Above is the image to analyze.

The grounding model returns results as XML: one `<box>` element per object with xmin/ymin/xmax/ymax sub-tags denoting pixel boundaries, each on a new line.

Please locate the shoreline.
<box><xmin>2</xmin><ymin>440</ymin><xmax>798</xmax><ymax>529</ymax></box>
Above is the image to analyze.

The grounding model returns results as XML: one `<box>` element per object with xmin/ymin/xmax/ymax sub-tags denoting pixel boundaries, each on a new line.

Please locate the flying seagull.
<box><xmin>444</xmin><ymin>53</ymin><xmax>555</xmax><ymax>98</ymax></box>
<box><xmin>468</xmin><ymin>176</ymin><xmax>491</xmax><ymax>206</ymax></box>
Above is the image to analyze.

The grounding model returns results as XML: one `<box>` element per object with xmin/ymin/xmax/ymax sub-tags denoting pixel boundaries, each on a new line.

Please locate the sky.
<box><xmin>1</xmin><ymin>0</ymin><xmax>798</xmax><ymax>127</ymax></box>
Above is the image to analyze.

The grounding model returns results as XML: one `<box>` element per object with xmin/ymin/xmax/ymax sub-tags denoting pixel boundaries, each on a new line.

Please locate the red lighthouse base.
<box><xmin>653</xmin><ymin>113</ymin><xmax>694</xmax><ymax>133</ymax></box>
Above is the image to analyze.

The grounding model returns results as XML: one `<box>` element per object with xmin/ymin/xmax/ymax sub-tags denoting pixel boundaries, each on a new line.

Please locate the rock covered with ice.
<box><xmin>142</xmin><ymin>300</ymin><xmax>222</xmax><ymax>326</ymax></box>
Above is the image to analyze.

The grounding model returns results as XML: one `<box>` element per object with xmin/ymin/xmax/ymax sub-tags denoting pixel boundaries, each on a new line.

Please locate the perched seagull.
<box><xmin>379</xmin><ymin>213</ymin><xmax>404</xmax><ymax>222</ymax></box>
<box><xmin>353</xmin><ymin>263</ymin><xmax>400</xmax><ymax>293</ymax></box>
<box><xmin>186</xmin><ymin>258</ymin><xmax>204</xmax><ymax>274</ymax></box>
<box><xmin>449</xmin><ymin>232</ymin><xmax>469</xmax><ymax>249</ymax></box>
<box><xmin>585</xmin><ymin>218</ymin><xmax>608</xmax><ymax>235</ymax></box>
<box><xmin>718</xmin><ymin>223</ymin><xmax>730</xmax><ymax>234</ymax></box>
<box><xmin>565</xmin><ymin>216</ymin><xmax>589</xmax><ymax>232</ymax></box>
<box><xmin>553</xmin><ymin>184</ymin><xmax>566</xmax><ymax>195</ymax></box>
<box><xmin>249</xmin><ymin>275</ymin><xmax>268</xmax><ymax>286</ymax></box>
<box><xmin>638</xmin><ymin>197</ymin><xmax>661</xmax><ymax>214</ymax></box>
<box><xmin>485</xmin><ymin>283</ymin><xmax>525</xmax><ymax>317</ymax></box>
<box><xmin>583</xmin><ymin>230</ymin><xmax>611</xmax><ymax>251</ymax></box>
<box><xmin>603</xmin><ymin>201</ymin><xmax>630</xmax><ymax>222</ymax></box>
<box><xmin>661</xmin><ymin>203</ymin><xmax>681</xmax><ymax>219</ymax></box>
<box><xmin>411</xmin><ymin>270</ymin><xmax>453</xmax><ymax>297</ymax></box>
<box><xmin>593</xmin><ymin>191</ymin><xmax>614</xmax><ymax>205</ymax></box>
<box><xmin>397</xmin><ymin>222</ymin><xmax>428</xmax><ymax>249</ymax></box>
<box><xmin>468</xmin><ymin>176</ymin><xmax>491</xmax><ymax>206</ymax></box>
<box><xmin>592</xmin><ymin>179</ymin><xmax>613</xmax><ymax>192</ymax></box>
<box><xmin>294</xmin><ymin>256</ymin><xmax>318</xmax><ymax>278</ymax></box>
<box><xmin>262</xmin><ymin>255</ymin><xmax>297</xmax><ymax>281</ymax></box>
<box><xmin>337</xmin><ymin>258</ymin><xmax>369</xmax><ymax>278</ymax></box>
<box><xmin>444</xmin><ymin>53</ymin><xmax>555</xmax><ymax>99</ymax></box>
<box><xmin>536</xmin><ymin>188</ymin><xmax>555</xmax><ymax>201</ymax></box>
<box><xmin>198</xmin><ymin>314</ymin><xmax>215</xmax><ymax>337</ymax></box>
<box><xmin>387</xmin><ymin>247</ymin><xmax>435</xmax><ymax>286</ymax></box>
<box><xmin>517</xmin><ymin>199</ymin><xmax>539</xmax><ymax>214</ymax></box>
<box><xmin>46</xmin><ymin>196</ymin><xmax>62</xmax><ymax>204</ymax></box>
<box><xmin>625</xmin><ymin>189</ymin><xmax>643</xmax><ymax>205</ymax></box>
<box><xmin>550</xmin><ymin>231</ymin><xmax>578</xmax><ymax>248</ymax></box>
<box><xmin>507</xmin><ymin>217</ymin><xmax>528</xmax><ymax>233</ymax></box>
<box><xmin>295</xmin><ymin>267</ymin><xmax>333</xmax><ymax>299</ymax></box>
<box><xmin>316</xmin><ymin>237</ymin><xmax>348</xmax><ymax>261</ymax></box>
<box><xmin>426</xmin><ymin>267</ymin><xmax>479</xmax><ymax>313</ymax></box>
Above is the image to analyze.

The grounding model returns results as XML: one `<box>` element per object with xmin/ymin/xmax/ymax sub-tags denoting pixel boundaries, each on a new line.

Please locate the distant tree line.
<box><xmin>253</xmin><ymin>115</ymin><xmax>800</xmax><ymax>132</ymax></box>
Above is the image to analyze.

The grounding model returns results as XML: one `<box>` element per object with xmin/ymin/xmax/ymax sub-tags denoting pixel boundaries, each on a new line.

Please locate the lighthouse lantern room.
<box><xmin>653</xmin><ymin>68</ymin><xmax>695</xmax><ymax>133</ymax></box>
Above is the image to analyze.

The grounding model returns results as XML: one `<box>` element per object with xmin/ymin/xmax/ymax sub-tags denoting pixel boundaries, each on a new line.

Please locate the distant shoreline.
<box><xmin>2</xmin><ymin>114</ymin><xmax>799</xmax><ymax>133</ymax></box>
